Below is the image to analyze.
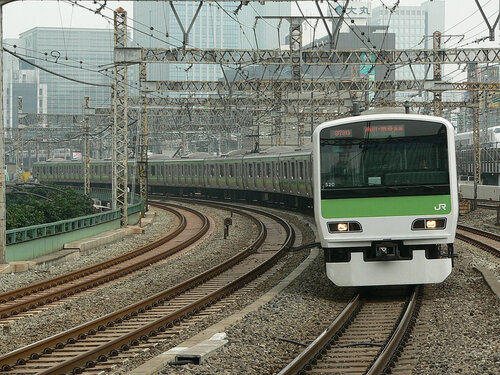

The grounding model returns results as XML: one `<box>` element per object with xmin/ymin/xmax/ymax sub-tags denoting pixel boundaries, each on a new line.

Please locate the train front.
<box><xmin>313</xmin><ymin>114</ymin><xmax>458</xmax><ymax>286</ymax></box>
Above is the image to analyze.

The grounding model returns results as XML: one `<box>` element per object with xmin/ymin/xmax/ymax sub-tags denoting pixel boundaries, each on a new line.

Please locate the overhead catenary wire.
<box><xmin>3</xmin><ymin>47</ymin><xmax>111</xmax><ymax>87</ymax></box>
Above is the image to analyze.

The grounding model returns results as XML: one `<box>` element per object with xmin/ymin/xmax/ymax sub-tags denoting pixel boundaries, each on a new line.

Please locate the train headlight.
<box><xmin>337</xmin><ymin>223</ymin><xmax>348</xmax><ymax>232</ymax></box>
<box><xmin>426</xmin><ymin>220</ymin><xmax>437</xmax><ymax>229</ymax></box>
<box><xmin>412</xmin><ymin>218</ymin><xmax>446</xmax><ymax>230</ymax></box>
<box><xmin>328</xmin><ymin>221</ymin><xmax>362</xmax><ymax>233</ymax></box>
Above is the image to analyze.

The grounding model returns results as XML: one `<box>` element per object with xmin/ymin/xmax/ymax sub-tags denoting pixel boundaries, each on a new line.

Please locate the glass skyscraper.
<box><xmin>133</xmin><ymin>2</ymin><xmax>292</xmax><ymax>82</ymax></box>
<box><xmin>19</xmin><ymin>27</ymin><xmax>114</xmax><ymax>114</ymax></box>
<box><xmin>371</xmin><ymin>0</ymin><xmax>445</xmax><ymax>82</ymax></box>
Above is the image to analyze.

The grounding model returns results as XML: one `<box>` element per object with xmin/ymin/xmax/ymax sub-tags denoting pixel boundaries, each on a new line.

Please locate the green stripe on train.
<box><xmin>321</xmin><ymin>195</ymin><xmax>452</xmax><ymax>218</ymax></box>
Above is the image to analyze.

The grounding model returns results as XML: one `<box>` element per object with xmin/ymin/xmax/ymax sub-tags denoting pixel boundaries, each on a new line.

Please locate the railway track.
<box><xmin>278</xmin><ymin>286</ymin><xmax>421</xmax><ymax>375</ymax></box>
<box><xmin>456</xmin><ymin>224</ymin><xmax>500</xmax><ymax>258</ymax></box>
<box><xmin>0</xmin><ymin>201</ymin><xmax>294</xmax><ymax>374</ymax></box>
<box><xmin>0</xmin><ymin>202</ymin><xmax>209</xmax><ymax>323</ymax></box>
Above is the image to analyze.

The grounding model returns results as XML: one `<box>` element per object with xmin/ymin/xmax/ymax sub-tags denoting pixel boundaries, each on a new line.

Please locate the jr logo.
<box><xmin>434</xmin><ymin>203</ymin><xmax>447</xmax><ymax>211</ymax></box>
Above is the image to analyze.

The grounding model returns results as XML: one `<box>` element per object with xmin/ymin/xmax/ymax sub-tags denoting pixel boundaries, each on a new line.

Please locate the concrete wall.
<box><xmin>459</xmin><ymin>183</ymin><xmax>500</xmax><ymax>201</ymax></box>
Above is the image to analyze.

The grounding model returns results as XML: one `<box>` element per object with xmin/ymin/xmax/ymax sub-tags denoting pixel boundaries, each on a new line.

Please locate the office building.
<box><xmin>19</xmin><ymin>27</ymin><xmax>114</xmax><ymax>114</ymax></box>
<box><xmin>371</xmin><ymin>0</ymin><xmax>445</xmax><ymax>90</ymax></box>
<box><xmin>133</xmin><ymin>2</ymin><xmax>292</xmax><ymax>82</ymax></box>
<box><xmin>3</xmin><ymin>38</ymin><xmax>48</xmax><ymax>133</ymax></box>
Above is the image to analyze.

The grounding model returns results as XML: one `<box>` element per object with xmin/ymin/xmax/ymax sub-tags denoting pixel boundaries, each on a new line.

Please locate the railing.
<box><xmin>6</xmin><ymin>189</ymin><xmax>144</xmax><ymax>246</ymax></box>
<box><xmin>6</xmin><ymin>210</ymin><xmax>122</xmax><ymax>245</ymax></box>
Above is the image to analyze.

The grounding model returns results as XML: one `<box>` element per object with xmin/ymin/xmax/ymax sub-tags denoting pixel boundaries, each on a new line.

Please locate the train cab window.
<box><xmin>320</xmin><ymin>119</ymin><xmax>450</xmax><ymax>197</ymax></box>
<box><xmin>291</xmin><ymin>162</ymin><xmax>296</xmax><ymax>180</ymax></box>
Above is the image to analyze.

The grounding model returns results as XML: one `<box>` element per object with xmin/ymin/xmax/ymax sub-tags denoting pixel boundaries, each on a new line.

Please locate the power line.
<box><xmin>3</xmin><ymin>48</ymin><xmax>111</xmax><ymax>87</ymax></box>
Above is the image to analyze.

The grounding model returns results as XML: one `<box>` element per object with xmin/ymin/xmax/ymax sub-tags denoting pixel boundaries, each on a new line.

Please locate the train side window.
<box><xmin>229</xmin><ymin>164</ymin><xmax>234</xmax><ymax>177</ymax></box>
<box><xmin>291</xmin><ymin>162</ymin><xmax>295</xmax><ymax>180</ymax></box>
<box><xmin>266</xmin><ymin>163</ymin><xmax>271</xmax><ymax>178</ymax></box>
<box><xmin>220</xmin><ymin>164</ymin><xmax>224</xmax><ymax>177</ymax></box>
<box><xmin>256</xmin><ymin>163</ymin><xmax>262</xmax><ymax>177</ymax></box>
<box><xmin>210</xmin><ymin>165</ymin><xmax>215</xmax><ymax>177</ymax></box>
<box><xmin>282</xmin><ymin>162</ymin><xmax>287</xmax><ymax>179</ymax></box>
<box><xmin>299</xmin><ymin>161</ymin><xmax>304</xmax><ymax>179</ymax></box>
<box><xmin>151</xmin><ymin>165</ymin><xmax>156</xmax><ymax>177</ymax></box>
<box><xmin>249</xmin><ymin>163</ymin><xmax>253</xmax><ymax>178</ymax></box>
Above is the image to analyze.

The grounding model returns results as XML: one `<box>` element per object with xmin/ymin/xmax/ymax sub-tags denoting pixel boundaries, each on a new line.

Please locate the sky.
<box><xmin>2</xmin><ymin>0</ymin><xmax>499</xmax><ymax>45</ymax></box>
<box><xmin>1</xmin><ymin>0</ymin><xmax>499</xmax><ymax>82</ymax></box>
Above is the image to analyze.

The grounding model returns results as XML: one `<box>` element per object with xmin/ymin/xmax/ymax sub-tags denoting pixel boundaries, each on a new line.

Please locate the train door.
<box><xmin>242</xmin><ymin>161</ymin><xmax>248</xmax><ymax>190</ymax></box>
<box><xmin>236</xmin><ymin>162</ymin><xmax>241</xmax><ymax>189</ymax></box>
<box><xmin>290</xmin><ymin>159</ymin><xmax>297</xmax><ymax>194</ymax></box>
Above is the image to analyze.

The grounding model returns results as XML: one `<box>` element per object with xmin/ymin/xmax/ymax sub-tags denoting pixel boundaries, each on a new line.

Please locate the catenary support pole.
<box><xmin>113</xmin><ymin>7</ymin><xmax>128</xmax><ymax>225</ymax></box>
<box><xmin>83</xmin><ymin>96</ymin><xmax>91</xmax><ymax>195</ymax></box>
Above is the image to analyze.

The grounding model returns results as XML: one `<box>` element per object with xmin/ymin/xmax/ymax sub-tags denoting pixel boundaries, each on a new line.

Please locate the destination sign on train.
<box><xmin>364</xmin><ymin>125</ymin><xmax>405</xmax><ymax>138</ymax></box>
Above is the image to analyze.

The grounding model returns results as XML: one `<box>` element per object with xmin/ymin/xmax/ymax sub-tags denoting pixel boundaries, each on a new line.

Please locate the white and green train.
<box><xmin>33</xmin><ymin>114</ymin><xmax>458</xmax><ymax>287</ymax></box>
<box><xmin>314</xmin><ymin>113</ymin><xmax>458</xmax><ymax>286</ymax></box>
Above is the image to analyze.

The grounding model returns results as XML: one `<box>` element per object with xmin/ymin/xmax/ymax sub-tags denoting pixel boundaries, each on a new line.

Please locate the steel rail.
<box><xmin>366</xmin><ymin>286</ymin><xmax>420</xmax><ymax>375</ymax></box>
<box><xmin>0</xmin><ymin>203</ymin><xmax>183</xmax><ymax>304</ymax></box>
<box><xmin>456</xmin><ymin>224</ymin><xmax>500</xmax><ymax>258</ymax></box>
<box><xmin>0</xmin><ymin>202</ymin><xmax>207</xmax><ymax>319</ymax></box>
<box><xmin>277</xmin><ymin>294</ymin><xmax>361</xmax><ymax>375</ymax></box>
<box><xmin>19</xmin><ymin>202</ymin><xmax>293</xmax><ymax>375</ymax></box>
<box><xmin>278</xmin><ymin>287</ymin><xmax>420</xmax><ymax>375</ymax></box>
<box><xmin>0</xmin><ymin>202</ymin><xmax>280</xmax><ymax>372</ymax></box>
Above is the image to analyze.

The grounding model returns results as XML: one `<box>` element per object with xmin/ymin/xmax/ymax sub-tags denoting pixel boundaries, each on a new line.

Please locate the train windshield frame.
<box><xmin>320</xmin><ymin>119</ymin><xmax>450</xmax><ymax>199</ymax></box>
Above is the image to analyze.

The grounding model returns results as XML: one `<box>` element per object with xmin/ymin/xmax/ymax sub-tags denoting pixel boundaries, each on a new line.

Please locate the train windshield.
<box><xmin>320</xmin><ymin>119</ymin><xmax>449</xmax><ymax>198</ymax></box>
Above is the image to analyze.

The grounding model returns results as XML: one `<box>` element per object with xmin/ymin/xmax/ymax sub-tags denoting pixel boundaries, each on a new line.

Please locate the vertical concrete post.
<box><xmin>83</xmin><ymin>96</ymin><xmax>91</xmax><ymax>195</ymax></box>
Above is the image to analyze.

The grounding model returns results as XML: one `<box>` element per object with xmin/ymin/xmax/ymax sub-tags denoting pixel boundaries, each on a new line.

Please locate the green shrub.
<box><xmin>6</xmin><ymin>186</ymin><xmax>95</xmax><ymax>230</ymax></box>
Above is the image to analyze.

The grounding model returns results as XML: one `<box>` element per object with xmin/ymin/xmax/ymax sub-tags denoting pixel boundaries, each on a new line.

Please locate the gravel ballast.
<box><xmin>0</xmin><ymin>204</ymin><xmax>498</xmax><ymax>375</ymax></box>
<box><xmin>153</xmin><ymin>208</ymin><xmax>500</xmax><ymax>375</ymax></box>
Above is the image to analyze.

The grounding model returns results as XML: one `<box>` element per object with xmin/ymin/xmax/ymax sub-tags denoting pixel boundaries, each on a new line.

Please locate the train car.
<box><xmin>313</xmin><ymin>113</ymin><xmax>459</xmax><ymax>286</ymax></box>
<box><xmin>455</xmin><ymin>126</ymin><xmax>500</xmax><ymax>148</ymax></box>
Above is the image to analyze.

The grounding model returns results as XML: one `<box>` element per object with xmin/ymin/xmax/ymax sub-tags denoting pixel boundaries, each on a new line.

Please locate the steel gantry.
<box><xmin>140</xmin><ymin>79</ymin><xmax>500</xmax><ymax>94</ymax></box>
<box><xmin>116</xmin><ymin>47</ymin><xmax>500</xmax><ymax>66</ymax></box>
